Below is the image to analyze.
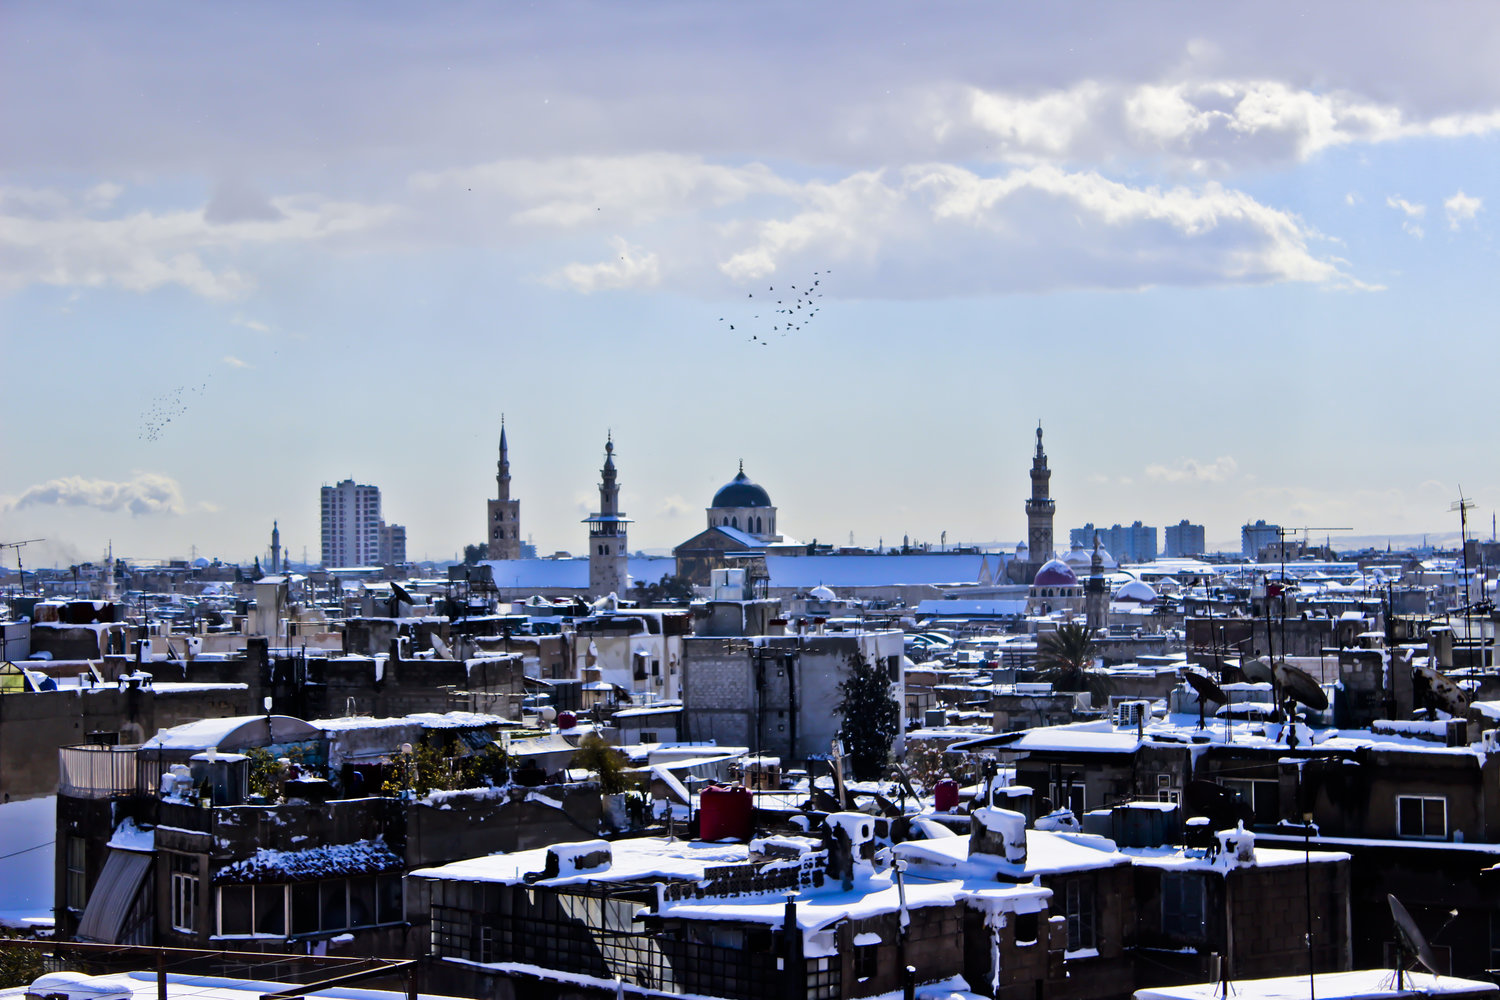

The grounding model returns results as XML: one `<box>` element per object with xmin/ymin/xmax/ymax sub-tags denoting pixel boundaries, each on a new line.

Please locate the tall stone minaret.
<box><xmin>1085</xmin><ymin>532</ymin><xmax>1108</xmax><ymax>633</ymax></box>
<box><xmin>1025</xmin><ymin>423</ymin><xmax>1055</xmax><ymax>566</ymax></box>
<box><xmin>487</xmin><ymin>418</ymin><xmax>522</xmax><ymax>560</ymax></box>
<box><xmin>585</xmin><ymin>434</ymin><xmax>631</xmax><ymax>597</ymax></box>
<box><xmin>270</xmin><ymin>521</ymin><xmax>281</xmax><ymax>574</ymax></box>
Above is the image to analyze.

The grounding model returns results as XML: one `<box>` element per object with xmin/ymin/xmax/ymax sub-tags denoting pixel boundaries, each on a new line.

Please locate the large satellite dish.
<box><xmin>1182</xmin><ymin>670</ymin><xmax>1226</xmax><ymax>730</ymax></box>
<box><xmin>1388</xmin><ymin>893</ymin><xmax>1441</xmax><ymax>979</ymax></box>
<box><xmin>1274</xmin><ymin>660</ymin><xmax>1329</xmax><ymax>712</ymax></box>
<box><xmin>1412</xmin><ymin>660</ymin><xmax>1471</xmax><ymax>719</ymax></box>
<box><xmin>390</xmin><ymin>580</ymin><xmax>415</xmax><ymax>606</ymax></box>
<box><xmin>1241</xmin><ymin>656</ymin><xmax>1275</xmax><ymax>685</ymax></box>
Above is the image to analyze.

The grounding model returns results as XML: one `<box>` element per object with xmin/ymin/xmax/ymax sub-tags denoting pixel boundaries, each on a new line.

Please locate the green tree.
<box><xmin>837</xmin><ymin>652</ymin><xmax>901</xmax><ymax>781</ymax></box>
<box><xmin>463</xmin><ymin>543</ymin><xmax>488</xmax><ymax>565</ymax></box>
<box><xmin>1036</xmin><ymin>623</ymin><xmax>1112</xmax><ymax>700</ymax></box>
<box><xmin>635</xmin><ymin>574</ymin><xmax>696</xmax><ymax>605</ymax></box>
<box><xmin>0</xmin><ymin>932</ymin><xmax>43</xmax><ymax>988</ymax></box>
<box><xmin>571</xmin><ymin>732</ymin><xmax>634</xmax><ymax>794</ymax></box>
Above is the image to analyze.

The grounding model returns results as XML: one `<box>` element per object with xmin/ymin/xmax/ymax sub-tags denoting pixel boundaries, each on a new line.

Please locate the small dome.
<box><xmin>1113</xmin><ymin>579</ymin><xmax>1158</xmax><ymax>603</ymax></box>
<box><xmin>1063</xmin><ymin>543</ymin><xmax>1090</xmax><ymax>568</ymax></box>
<box><xmin>711</xmin><ymin>468</ymin><xmax>772</xmax><ymax>508</ymax></box>
<box><xmin>809</xmin><ymin>585</ymin><xmax>837</xmax><ymax>601</ymax></box>
<box><xmin>1033</xmin><ymin>559</ymin><xmax>1078</xmax><ymax>588</ymax></box>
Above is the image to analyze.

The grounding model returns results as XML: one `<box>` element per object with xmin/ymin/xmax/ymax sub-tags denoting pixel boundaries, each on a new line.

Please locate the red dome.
<box><xmin>1033</xmin><ymin>559</ymin><xmax>1078</xmax><ymax>587</ymax></box>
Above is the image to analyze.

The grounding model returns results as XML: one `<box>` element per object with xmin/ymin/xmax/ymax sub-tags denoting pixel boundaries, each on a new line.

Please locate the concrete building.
<box><xmin>584</xmin><ymin>435</ymin><xmax>631</xmax><ymax>598</ymax></box>
<box><xmin>1164</xmin><ymin>520</ymin><xmax>1206</xmax><ymax>557</ymax></box>
<box><xmin>377</xmin><ymin>522</ymin><xmax>406</xmax><ymax>566</ymax></box>
<box><xmin>485</xmin><ymin>420</ymin><xmax>521</xmax><ymax>561</ymax></box>
<box><xmin>320</xmin><ymin>479</ymin><xmax>381</xmax><ymax>568</ymax></box>
<box><xmin>680</xmin><ymin>628</ymin><xmax>905</xmax><ymax>765</ymax></box>
<box><xmin>1241</xmin><ymin>519</ymin><xmax>1281</xmax><ymax>559</ymax></box>
<box><xmin>1073</xmin><ymin>522</ymin><xmax>1158</xmax><ymax>562</ymax></box>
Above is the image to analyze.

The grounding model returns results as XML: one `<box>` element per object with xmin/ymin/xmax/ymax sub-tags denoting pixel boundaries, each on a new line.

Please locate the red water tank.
<box><xmin>698</xmin><ymin>784</ymin><xmax>753</xmax><ymax>842</ymax></box>
<box><xmin>556</xmin><ymin>711</ymin><xmax>577</xmax><ymax>730</ymax></box>
<box><xmin>934</xmin><ymin>778</ymin><xmax>960</xmax><ymax>813</ymax></box>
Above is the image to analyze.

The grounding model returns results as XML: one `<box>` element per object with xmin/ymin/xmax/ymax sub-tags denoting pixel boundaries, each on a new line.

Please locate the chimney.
<box><xmin>970</xmin><ymin>806</ymin><xmax>1028</xmax><ymax>866</ymax></box>
<box><xmin>824</xmin><ymin>812</ymin><xmax>876</xmax><ymax>891</ymax></box>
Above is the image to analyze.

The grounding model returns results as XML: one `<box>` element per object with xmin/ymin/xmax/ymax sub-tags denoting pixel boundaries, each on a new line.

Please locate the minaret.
<box><xmin>1025</xmin><ymin>423</ymin><xmax>1056</xmax><ymax>567</ymax></box>
<box><xmin>1085</xmin><ymin>532</ymin><xmax>1108</xmax><ymax>633</ymax></box>
<box><xmin>584</xmin><ymin>434</ymin><xmax>632</xmax><ymax>597</ymax></box>
<box><xmin>487</xmin><ymin>418</ymin><xmax>522</xmax><ymax>560</ymax></box>
<box><xmin>270</xmin><ymin>521</ymin><xmax>281</xmax><ymax>574</ymax></box>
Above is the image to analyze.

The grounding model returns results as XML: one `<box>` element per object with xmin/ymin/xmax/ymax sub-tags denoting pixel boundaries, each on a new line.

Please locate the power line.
<box><xmin>0</xmin><ymin>840</ymin><xmax>52</xmax><ymax>862</ymax></box>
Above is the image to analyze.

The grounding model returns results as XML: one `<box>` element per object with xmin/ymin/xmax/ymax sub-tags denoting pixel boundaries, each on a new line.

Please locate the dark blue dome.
<box><xmin>712</xmin><ymin>470</ymin><xmax>772</xmax><ymax>508</ymax></box>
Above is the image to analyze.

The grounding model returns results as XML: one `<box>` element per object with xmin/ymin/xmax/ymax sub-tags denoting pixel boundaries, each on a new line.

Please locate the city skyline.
<box><xmin>4</xmin><ymin>2</ymin><xmax>1500</xmax><ymax>565</ymax></box>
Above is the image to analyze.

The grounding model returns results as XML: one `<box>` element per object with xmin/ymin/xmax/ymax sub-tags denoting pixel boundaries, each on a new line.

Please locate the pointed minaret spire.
<box><xmin>487</xmin><ymin>416</ymin><xmax>521</xmax><ymax>559</ymax></box>
<box><xmin>497</xmin><ymin>415</ymin><xmax>511</xmax><ymax>502</ymax></box>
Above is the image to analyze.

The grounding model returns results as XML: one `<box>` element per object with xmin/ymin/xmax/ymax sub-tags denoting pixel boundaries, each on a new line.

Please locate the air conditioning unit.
<box><xmin>1115</xmin><ymin>700</ymin><xmax>1150</xmax><ymax>729</ymax></box>
<box><xmin>1482</xmin><ymin>729</ymin><xmax>1499</xmax><ymax>752</ymax></box>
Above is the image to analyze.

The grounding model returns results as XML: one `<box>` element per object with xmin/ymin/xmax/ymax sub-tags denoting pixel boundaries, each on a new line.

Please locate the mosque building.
<box><xmin>672</xmin><ymin>463</ymin><xmax>781</xmax><ymax>587</ymax></box>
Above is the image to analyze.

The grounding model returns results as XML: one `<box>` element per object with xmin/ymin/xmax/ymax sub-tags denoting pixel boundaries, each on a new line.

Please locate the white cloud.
<box><xmin>549</xmin><ymin>237</ymin><xmax>661</xmax><ymax>293</ymax></box>
<box><xmin>231</xmin><ymin>314</ymin><xmax>271</xmax><ymax>333</ymax></box>
<box><xmin>1386</xmin><ymin>196</ymin><xmax>1426</xmax><ymax>238</ymax></box>
<box><xmin>411</xmin><ymin>154</ymin><xmax>792</xmax><ymax>227</ymax></box>
<box><xmin>222</xmin><ymin>355</ymin><xmax>252</xmax><ymax>369</ymax></box>
<box><xmin>1386</xmin><ymin>195</ymin><xmax>1425</xmax><ymax>218</ymax></box>
<box><xmin>0</xmin><ymin>184</ymin><xmax>397</xmax><ymax>300</ymax></box>
<box><xmin>1445</xmin><ymin>190</ymin><xmax>1483</xmax><ymax>230</ymax></box>
<box><xmin>1145</xmin><ymin>456</ymin><xmax>1239</xmax><ymax>484</ymax></box>
<box><xmin>935</xmin><ymin>77</ymin><xmax>1500</xmax><ymax>172</ymax></box>
<box><xmin>715</xmin><ymin>162</ymin><xmax>1357</xmax><ymax>293</ymax></box>
<box><xmin>3</xmin><ymin>472</ymin><xmax>188</xmax><ymax>516</ymax></box>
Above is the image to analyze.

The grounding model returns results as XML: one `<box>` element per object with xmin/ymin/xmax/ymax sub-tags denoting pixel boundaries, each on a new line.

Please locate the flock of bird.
<box><xmin>138</xmin><ymin>380</ymin><xmax>209</xmax><ymax>442</ymax></box>
<box><xmin>718</xmin><ymin>269</ymin><xmax>828</xmax><ymax>347</ymax></box>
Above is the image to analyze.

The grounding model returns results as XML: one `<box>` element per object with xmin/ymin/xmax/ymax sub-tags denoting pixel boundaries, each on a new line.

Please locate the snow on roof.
<box><xmin>478</xmin><ymin>556</ymin><xmax>675</xmax><ymax>590</ymax></box>
<box><xmin>411</xmin><ymin>836</ymin><xmax>751</xmax><ymax>888</ymax></box>
<box><xmin>1135</xmin><ymin>969</ymin><xmax>1499</xmax><ymax>1000</ymax></box>
<box><xmin>142</xmin><ymin>715</ymin><xmax>319</xmax><ymax>750</ymax></box>
<box><xmin>895</xmin><ymin>828</ymin><xmax>1131</xmax><ymax>878</ymax></box>
<box><xmin>23</xmin><ymin>971</ymin><xmax>474</xmax><ymax>1000</ymax></box>
<box><xmin>215</xmin><ymin>838</ymin><xmax>401</xmax><ymax>884</ymax></box>
<box><xmin>711</xmin><ymin>525</ymin><xmax>764</xmax><ymax>548</ymax></box>
<box><xmin>765</xmin><ymin>553</ymin><xmax>994</xmax><ymax>589</ymax></box>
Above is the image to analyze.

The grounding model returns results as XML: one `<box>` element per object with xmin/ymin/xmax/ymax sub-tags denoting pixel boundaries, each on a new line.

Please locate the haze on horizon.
<box><xmin>3</xmin><ymin>2</ymin><xmax>1499</xmax><ymax>567</ymax></box>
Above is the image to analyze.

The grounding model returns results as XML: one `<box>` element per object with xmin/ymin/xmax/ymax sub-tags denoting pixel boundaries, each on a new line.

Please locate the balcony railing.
<box><xmin>59</xmin><ymin>744</ymin><xmax>151</xmax><ymax>799</ymax></box>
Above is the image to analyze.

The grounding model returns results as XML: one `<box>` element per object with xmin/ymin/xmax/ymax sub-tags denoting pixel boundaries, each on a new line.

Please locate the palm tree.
<box><xmin>1036</xmin><ymin>622</ymin><xmax>1111</xmax><ymax>701</ymax></box>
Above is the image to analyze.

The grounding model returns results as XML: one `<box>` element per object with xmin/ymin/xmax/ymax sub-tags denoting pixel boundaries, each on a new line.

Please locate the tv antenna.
<box><xmin>1450</xmin><ymin>490</ymin><xmax>1477</xmax><ymax>609</ymax></box>
<box><xmin>2</xmin><ymin>539</ymin><xmax>45</xmax><ymax>595</ymax></box>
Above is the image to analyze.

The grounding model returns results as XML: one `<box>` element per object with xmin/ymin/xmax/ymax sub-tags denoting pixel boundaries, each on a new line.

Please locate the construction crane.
<box><xmin>1</xmin><ymin>539</ymin><xmax>45</xmax><ymax>595</ymax></box>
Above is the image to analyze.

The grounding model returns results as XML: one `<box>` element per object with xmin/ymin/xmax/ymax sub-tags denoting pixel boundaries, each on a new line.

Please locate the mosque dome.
<box><xmin>1113</xmin><ymin>579</ymin><xmax>1159</xmax><ymax>603</ymax></box>
<box><xmin>711</xmin><ymin>466</ymin><xmax>772</xmax><ymax>508</ymax></box>
<box><xmin>1033</xmin><ymin>559</ymin><xmax>1078</xmax><ymax>588</ymax></box>
<box><xmin>809</xmin><ymin>585</ymin><xmax>837</xmax><ymax>601</ymax></box>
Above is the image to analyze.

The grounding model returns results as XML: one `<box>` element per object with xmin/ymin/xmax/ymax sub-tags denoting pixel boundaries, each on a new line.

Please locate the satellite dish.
<box><xmin>539</xmin><ymin>706</ymin><xmax>557</xmax><ymax>723</ymax></box>
<box><xmin>430</xmin><ymin>633</ymin><xmax>455</xmax><ymax>661</ymax></box>
<box><xmin>1412</xmin><ymin>660</ymin><xmax>1470</xmax><ymax>719</ymax></box>
<box><xmin>1241</xmin><ymin>656</ymin><xmax>1275</xmax><ymax>685</ymax></box>
<box><xmin>1182</xmin><ymin>670</ymin><xmax>1227</xmax><ymax>731</ymax></box>
<box><xmin>1388</xmin><ymin>893</ymin><xmax>1441</xmax><ymax>978</ymax></box>
<box><xmin>1274</xmin><ymin>661</ymin><xmax>1329</xmax><ymax>712</ymax></box>
<box><xmin>390</xmin><ymin>581</ymin><xmax>415</xmax><ymax>606</ymax></box>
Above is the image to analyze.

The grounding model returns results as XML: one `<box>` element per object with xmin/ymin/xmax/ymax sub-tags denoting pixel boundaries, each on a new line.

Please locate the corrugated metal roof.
<box><xmin>75</xmin><ymin>849</ymin><xmax>152</xmax><ymax>943</ymax></box>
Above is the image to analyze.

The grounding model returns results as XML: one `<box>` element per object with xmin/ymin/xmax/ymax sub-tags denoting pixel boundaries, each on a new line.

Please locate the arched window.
<box><xmin>732</xmin><ymin>516</ymin><xmax>738</xmax><ymax>528</ymax></box>
<box><xmin>755</xmin><ymin>516</ymin><xmax>762</xmax><ymax>534</ymax></box>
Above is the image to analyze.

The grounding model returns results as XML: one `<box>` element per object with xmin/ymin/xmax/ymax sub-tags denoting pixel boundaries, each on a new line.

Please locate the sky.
<box><xmin>3</xmin><ymin>1</ymin><xmax>1500</xmax><ymax>567</ymax></box>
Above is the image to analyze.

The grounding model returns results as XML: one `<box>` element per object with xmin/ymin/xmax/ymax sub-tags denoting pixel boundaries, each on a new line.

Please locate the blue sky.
<box><xmin>3</xmin><ymin>2</ymin><xmax>1499</xmax><ymax>566</ymax></box>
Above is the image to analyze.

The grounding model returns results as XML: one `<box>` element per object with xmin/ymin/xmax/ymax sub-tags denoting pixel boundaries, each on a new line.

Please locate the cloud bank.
<box><xmin>5</xmin><ymin>472</ymin><xmax>188</xmax><ymax>516</ymax></box>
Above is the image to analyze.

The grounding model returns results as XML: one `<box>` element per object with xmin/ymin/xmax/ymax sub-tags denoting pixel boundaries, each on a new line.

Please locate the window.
<box><xmin>1222</xmin><ymin>778</ymin><xmax>1279</xmax><ymax>826</ymax></box>
<box><xmin>169</xmin><ymin>854</ymin><xmax>198</xmax><ymax>934</ymax></box>
<box><xmin>1157</xmin><ymin>772</ymin><xmax>1180</xmax><ymax>805</ymax></box>
<box><xmin>1063</xmin><ymin>878</ymin><xmax>1096</xmax><ymax>952</ymax></box>
<box><xmin>639</xmin><ymin>731</ymin><xmax>657</xmax><ymax>744</ymax></box>
<box><xmin>1397</xmin><ymin>795</ymin><xmax>1447</xmax><ymax>839</ymax></box>
<box><xmin>853</xmin><ymin>943</ymin><xmax>878</xmax><ymax>980</ymax></box>
<box><xmin>65</xmin><ymin>837</ymin><xmax>87</xmax><ymax>911</ymax></box>
<box><xmin>1013</xmin><ymin>911</ymin><xmax>1039</xmax><ymax>945</ymax></box>
<box><xmin>1161</xmin><ymin>872</ymin><xmax>1206</xmax><ymax>940</ymax></box>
